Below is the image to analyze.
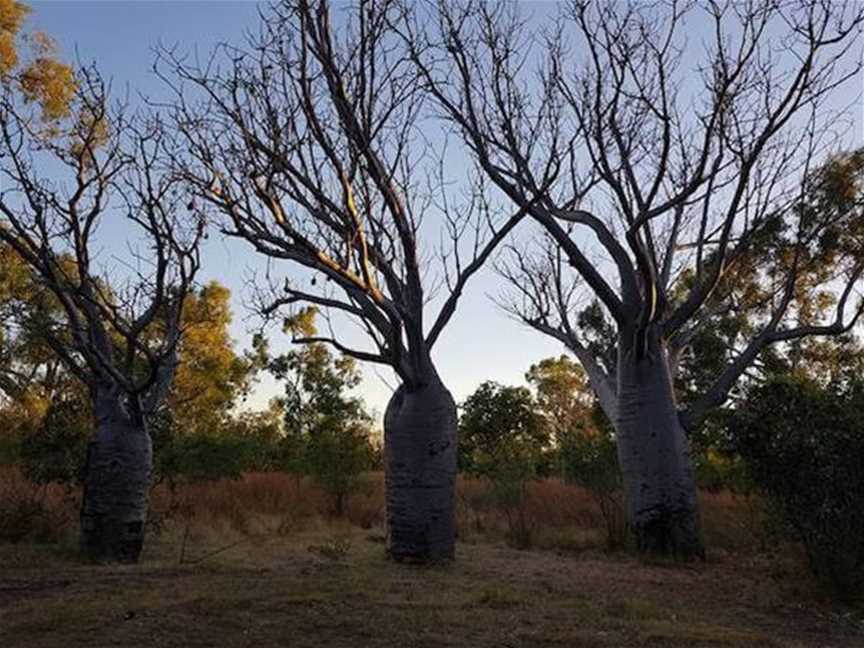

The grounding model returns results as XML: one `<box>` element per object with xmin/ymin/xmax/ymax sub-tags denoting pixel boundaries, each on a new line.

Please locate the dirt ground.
<box><xmin>1</xmin><ymin>526</ymin><xmax>862</xmax><ymax>648</ymax></box>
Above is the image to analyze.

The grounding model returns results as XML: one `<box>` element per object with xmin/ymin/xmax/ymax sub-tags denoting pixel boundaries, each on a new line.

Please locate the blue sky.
<box><xmin>26</xmin><ymin>1</ymin><xmax>566</xmax><ymax>420</ymax></box>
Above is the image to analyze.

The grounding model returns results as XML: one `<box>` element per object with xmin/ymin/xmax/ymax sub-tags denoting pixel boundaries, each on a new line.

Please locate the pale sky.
<box><xmin>21</xmin><ymin>1</ymin><xmax>864</xmax><ymax>422</ymax></box>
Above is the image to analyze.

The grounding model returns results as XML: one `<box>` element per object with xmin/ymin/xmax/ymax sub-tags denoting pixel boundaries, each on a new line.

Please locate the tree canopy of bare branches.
<box><xmin>160</xmin><ymin>0</ymin><xmax>524</xmax><ymax>562</ymax></box>
<box><xmin>407</xmin><ymin>0</ymin><xmax>864</xmax><ymax>557</ymax></box>
<box><xmin>0</xmin><ymin>68</ymin><xmax>202</xmax><ymax>417</ymax></box>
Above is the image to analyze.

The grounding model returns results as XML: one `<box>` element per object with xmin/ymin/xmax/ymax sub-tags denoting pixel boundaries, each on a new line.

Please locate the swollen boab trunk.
<box><xmin>615</xmin><ymin>325</ymin><xmax>704</xmax><ymax>559</ymax></box>
<box><xmin>384</xmin><ymin>376</ymin><xmax>457</xmax><ymax>562</ymax></box>
<box><xmin>79</xmin><ymin>398</ymin><xmax>152</xmax><ymax>563</ymax></box>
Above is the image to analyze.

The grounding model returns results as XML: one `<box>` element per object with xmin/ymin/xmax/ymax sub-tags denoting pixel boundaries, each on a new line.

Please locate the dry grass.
<box><xmin>1</xmin><ymin>470</ymin><xmax>862</xmax><ymax>647</ymax></box>
<box><xmin>0</xmin><ymin>468</ymin><xmax>77</xmax><ymax>545</ymax></box>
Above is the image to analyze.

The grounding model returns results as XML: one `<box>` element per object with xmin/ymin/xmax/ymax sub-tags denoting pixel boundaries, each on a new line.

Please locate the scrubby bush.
<box><xmin>0</xmin><ymin>468</ymin><xmax>72</xmax><ymax>543</ymax></box>
<box><xmin>731</xmin><ymin>376</ymin><xmax>864</xmax><ymax>600</ymax></box>
<box><xmin>305</xmin><ymin>423</ymin><xmax>375</xmax><ymax>516</ymax></box>
<box><xmin>459</xmin><ymin>382</ymin><xmax>549</xmax><ymax>548</ymax></box>
<box><xmin>153</xmin><ymin>411</ymin><xmax>236</xmax><ymax>488</ymax></box>
<box><xmin>559</xmin><ymin>427</ymin><xmax>628</xmax><ymax>551</ymax></box>
<box><xmin>692</xmin><ymin>450</ymin><xmax>750</xmax><ymax>494</ymax></box>
<box><xmin>148</xmin><ymin>409</ymin><xmax>285</xmax><ymax>533</ymax></box>
<box><xmin>152</xmin><ymin>407</ymin><xmax>292</xmax><ymax>489</ymax></box>
<box><xmin>555</xmin><ymin>405</ymin><xmax>628</xmax><ymax>551</ymax></box>
<box><xmin>158</xmin><ymin>433</ymin><xmax>259</xmax><ymax>486</ymax></box>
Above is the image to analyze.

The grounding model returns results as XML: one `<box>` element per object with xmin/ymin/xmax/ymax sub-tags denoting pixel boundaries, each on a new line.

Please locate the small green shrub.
<box><xmin>304</xmin><ymin>423</ymin><xmax>374</xmax><ymax>516</ymax></box>
<box><xmin>158</xmin><ymin>434</ymin><xmax>257</xmax><ymax>486</ymax></box>
<box><xmin>559</xmin><ymin>430</ymin><xmax>628</xmax><ymax>551</ymax></box>
<box><xmin>152</xmin><ymin>410</ymin><xmax>275</xmax><ymax>490</ymax></box>
<box><xmin>693</xmin><ymin>450</ymin><xmax>750</xmax><ymax>494</ymax></box>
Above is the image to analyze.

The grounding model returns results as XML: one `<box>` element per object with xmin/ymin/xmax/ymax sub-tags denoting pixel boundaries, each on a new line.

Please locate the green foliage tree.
<box><xmin>525</xmin><ymin>355</ymin><xmax>593</xmax><ymax>447</ymax></box>
<box><xmin>0</xmin><ymin>0</ymin><xmax>99</xmax><ymax>469</ymax></box>
<box><xmin>18</xmin><ymin>389</ymin><xmax>90</xmax><ymax>487</ymax></box>
<box><xmin>558</xmin><ymin>405</ymin><xmax>628</xmax><ymax>551</ymax></box>
<box><xmin>0</xmin><ymin>244</ymin><xmax>71</xmax><ymax>463</ymax></box>
<box><xmin>670</xmin><ymin>150</ymin><xmax>864</xmax><ymax>491</ymax></box>
<box><xmin>143</xmin><ymin>281</ymin><xmax>264</xmax><ymax>489</ymax></box>
<box><xmin>730</xmin><ymin>376</ymin><xmax>864</xmax><ymax>600</ymax></box>
<box><xmin>524</xmin><ymin>355</ymin><xmax>626</xmax><ymax>548</ymax></box>
<box><xmin>260</xmin><ymin>309</ymin><xmax>374</xmax><ymax>515</ymax></box>
<box><xmin>305</xmin><ymin>422</ymin><xmax>374</xmax><ymax>517</ymax></box>
<box><xmin>0</xmin><ymin>0</ymin><xmax>76</xmax><ymax>121</ymax></box>
<box><xmin>459</xmin><ymin>381</ymin><xmax>549</xmax><ymax>477</ymax></box>
<box><xmin>2</xmin><ymin>276</ymin><xmax>258</xmax><ymax>496</ymax></box>
<box><xmin>459</xmin><ymin>381</ymin><xmax>548</xmax><ymax>547</ymax></box>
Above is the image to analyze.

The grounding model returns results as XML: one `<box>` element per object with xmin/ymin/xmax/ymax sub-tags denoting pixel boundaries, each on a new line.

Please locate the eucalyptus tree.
<box><xmin>406</xmin><ymin>0</ymin><xmax>864</xmax><ymax>557</ymax></box>
<box><xmin>161</xmin><ymin>0</ymin><xmax>524</xmax><ymax>562</ymax></box>
<box><xmin>0</xmin><ymin>66</ymin><xmax>203</xmax><ymax>562</ymax></box>
<box><xmin>0</xmin><ymin>244</ymin><xmax>66</xmax><ymax>410</ymax></box>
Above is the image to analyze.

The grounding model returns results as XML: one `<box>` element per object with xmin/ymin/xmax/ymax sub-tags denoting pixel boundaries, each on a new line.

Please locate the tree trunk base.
<box><xmin>80</xmin><ymin>510</ymin><xmax>146</xmax><ymax>564</ymax></box>
<box><xmin>384</xmin><ymin>379</ymin><xmax>457</xmax><ymax>564</ymax></box>
<box><xmin>386</xmin><ymin>483</ymin><xmax>456</xmax><ymax>564</ymax></box>
<box><xmin>632</xmin><ymin>506</ymin><xmax>705</xmax><ymax>560</ymax></box>
<box><xmin>79</xmin><ymin>421</ymin><xmax>152</xmax><ymax>564</ymax></box>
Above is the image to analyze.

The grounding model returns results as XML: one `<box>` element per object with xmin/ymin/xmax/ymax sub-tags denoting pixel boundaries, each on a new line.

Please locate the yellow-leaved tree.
<box><xmin>0</xmin><ymin>0</ymin><xmax>75</xmax><ymax>121</ymax></box>
<box><xmin>168</xmin><ymin>282</ymin><xmax>255</xmax><ymax>437</ymax></box>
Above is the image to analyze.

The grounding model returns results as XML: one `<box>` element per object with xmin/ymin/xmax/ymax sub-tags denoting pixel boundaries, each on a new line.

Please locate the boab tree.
<box><xmin>161</xmin><ymin>0</ymin><xmax>524</xmax><ymax>562</ymax></box>
<box><xmin>0</xmin><ymin>59</ymin><xmax>203</xmax><ymax>561</ymax></box>
<box><xmin>407</xmin><ymin>0</ymin><xmax>864</xmax><ymax>556</ymax></box>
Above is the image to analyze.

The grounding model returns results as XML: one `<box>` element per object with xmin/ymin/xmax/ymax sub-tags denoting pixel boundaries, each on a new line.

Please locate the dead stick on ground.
<box><xmin>182</xmin><ymin>539</ymin><xmax>249</xmax><ymax>566</ymax></box>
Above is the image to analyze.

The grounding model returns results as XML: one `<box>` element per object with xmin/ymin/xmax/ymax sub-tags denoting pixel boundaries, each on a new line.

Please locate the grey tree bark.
<box><xmin>384</xmin><ymin>376</ymin><xmax>457</xmax><ymax>562</ymax></box>
<box><xmin>615</xmin><ymin>325</ymin><xmax>703</xmax><ymax>558</ymax></box>
<box><xmin>79</xmin><ymin>393</ymin><xmax>153</xmax><ymax>563</ymax></box>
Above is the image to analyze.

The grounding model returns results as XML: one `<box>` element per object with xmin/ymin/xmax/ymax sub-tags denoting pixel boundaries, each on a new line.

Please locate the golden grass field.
<box><xmin>1</xmin><ymin>470</ymin><xmax>862</xmax><ymax>647</ymax></box>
